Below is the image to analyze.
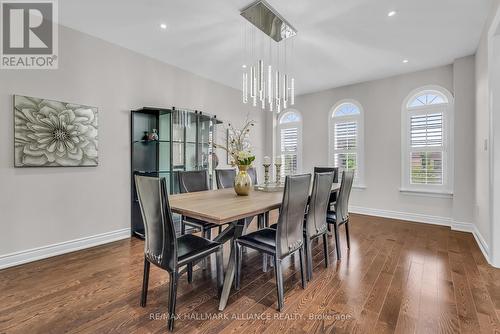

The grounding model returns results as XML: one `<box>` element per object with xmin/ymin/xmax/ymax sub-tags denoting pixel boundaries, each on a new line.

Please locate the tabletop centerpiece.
<box><xmin>216</xmin><ymin>119</ymin><xmax>256</xmax><ymax>196</ymax></box>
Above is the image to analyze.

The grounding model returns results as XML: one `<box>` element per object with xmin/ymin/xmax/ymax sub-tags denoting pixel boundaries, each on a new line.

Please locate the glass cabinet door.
<box><xmin>172</xmin><ymin>110</ymin><xmax>184</xmax><ymax>170</ymax></box>
<box><xmin>185</xmin><ymin>112</ymin><xmax>197</xmax><ymax>171</ymax></box>
<box><xmin>198</xmin><ymin>115</ymin><xmax>212</xmax><ymax>170</ymax></box>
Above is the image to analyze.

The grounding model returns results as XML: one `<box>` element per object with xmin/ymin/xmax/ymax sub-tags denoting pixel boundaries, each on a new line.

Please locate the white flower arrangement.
<box><xmin>215</xmin><ymin>119</ymin><xmax>256</xmax><ymax>167</ymax></box>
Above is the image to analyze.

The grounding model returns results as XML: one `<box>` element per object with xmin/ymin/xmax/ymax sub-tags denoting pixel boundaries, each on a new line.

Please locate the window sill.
<box><xmin>399</xmin><ymin>188</ymin><xmax>453</xmax><ymax>198</ymax></box>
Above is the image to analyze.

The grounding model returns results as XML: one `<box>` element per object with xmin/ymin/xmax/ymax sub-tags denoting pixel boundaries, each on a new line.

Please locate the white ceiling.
<box><xmin>59</xmin><ymin>0</ymin><xmax>492</xmax><ymax>95</ymax></box>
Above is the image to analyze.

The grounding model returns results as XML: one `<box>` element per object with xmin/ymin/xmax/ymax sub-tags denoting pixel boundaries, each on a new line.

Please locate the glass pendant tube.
<box><xmin>258</xmin><ymin>59</ymin><xmax>264</xmax><ymax>101</ymax></box>
<box><xmin>250</xmin><ymin>66</ymin><xmax>255</xmax><ymax>98</ymax></box>
<box><xmin>242</xmin><ymin>72</ymin><xmax>248</xmax><ymax>104</ymax></box>
<box><xmin>250</xmin><ymin>65</ymin><xmax>257</xmax><ymax>106</ymax></box>
<box><xmin>290</xmin><ymin>78</ymin><xmax>295</xmax><ymax>105</ymax></box>
<box><xmin>267</xmin><ymin>65</ymin><xmax>273</xmax><ymax>105</ymax></box>
<box><xmin>275</xmin><ymin>70</ymin><xmax>280</xmax><ymax>100</ymax></box>
<box><xmin>283</xmin><ymin>74</ymin><xmax>288</xmax><ymax>109</ymax></box>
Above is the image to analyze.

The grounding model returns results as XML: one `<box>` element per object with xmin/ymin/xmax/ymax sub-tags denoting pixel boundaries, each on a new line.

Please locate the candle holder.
<box><xmin>263</xmin><ymin>163</ymin><xmax>271</xmax><ymax>184</ymax></box>
<box><xmin>275</xmin><ymin>162</ymin><xmax>282</xmax><ymax>185</ymax></box>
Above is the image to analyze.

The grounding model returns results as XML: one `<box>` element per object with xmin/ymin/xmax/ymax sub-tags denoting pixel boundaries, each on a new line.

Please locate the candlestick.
<box><xmin>275</xmin><ymin>163</ymin><xmax>282</xmax><ymax>185</ymax></box>
<box><xmin>263</xmin><ymin>156</ymin><xmax>271</xmax><ymax>165</ymax></box>
<box><xmin>263</xmin><ymin>163</ymin><xmax>271</xmax><ymax>185</ymax></box>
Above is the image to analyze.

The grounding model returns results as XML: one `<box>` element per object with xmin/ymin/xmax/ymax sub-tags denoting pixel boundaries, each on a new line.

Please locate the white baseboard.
<box><xmin>0</xmin><ymin>228</ymin><xmax>131</xmax><ymax>270</ymax></box>
<box><xmin>350</xmin><ymin>206</ymin><xmax>453</xmax><ymax>226</ymax></box>
<box><xmin>350</xmin><ymin>206</ymin><xmax>492</xmax><ymax>266</ymax></box>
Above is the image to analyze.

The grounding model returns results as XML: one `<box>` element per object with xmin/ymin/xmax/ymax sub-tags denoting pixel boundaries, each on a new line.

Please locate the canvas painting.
<box><xmin>14</xmin><ymin>95</ymin><xmax>99</xmax><ymax>167</ymax></box>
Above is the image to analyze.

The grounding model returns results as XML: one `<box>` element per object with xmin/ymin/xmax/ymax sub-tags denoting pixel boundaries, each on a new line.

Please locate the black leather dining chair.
<box><xmin>327</xmin><ymin>170</ymin><xmax>355</xmax><ymax>260</ymax></box>
<box><xmin>303</xmin><ymin>172</ymin><xmax>335</xmax><ymax>280</ymax></box>
<box><xmin>135</xmin><ymin>175</ymin><xmax>223</xmax><ymax>332</ymax></box>
<box><xmin>234</xmin><ymin>174</ymin><xmax>311</xmax><ymax>311</ymax></box>
<box><xmin>215</xmin><ymin>169</ymin><xmax>236</xmax><ymax>189</ymax></box>
<box><xmin>314</xmin><ymin>167</ymin><xmax>339</xmax><ymax>206</ymax></box>
<box><xmin>178</xmin><ymin>170</ymin><xmax>222</xmax><ymax>238</ymax></box>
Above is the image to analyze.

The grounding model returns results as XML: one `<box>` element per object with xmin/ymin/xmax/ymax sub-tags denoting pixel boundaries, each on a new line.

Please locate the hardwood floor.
<box><xmin>1</xmin><ymin>213</ymin><xmax>500</xmax><ymax>333</ymax></box>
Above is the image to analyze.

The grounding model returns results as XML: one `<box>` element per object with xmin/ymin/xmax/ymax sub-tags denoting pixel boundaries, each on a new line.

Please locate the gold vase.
<box><xmin>234</xmin><ymin>165</ymin><xmax>252</xmax><ymax>196</ymax></box>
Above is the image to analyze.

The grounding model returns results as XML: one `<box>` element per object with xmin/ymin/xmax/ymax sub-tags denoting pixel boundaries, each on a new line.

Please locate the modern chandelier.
<box><xmin>240</xmin><ymin>0</ymin><xmax>297</xmax><ymax>113</ymax></box>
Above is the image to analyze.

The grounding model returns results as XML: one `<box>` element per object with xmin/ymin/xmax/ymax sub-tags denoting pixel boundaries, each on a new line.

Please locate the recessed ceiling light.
<box><xmin>242</xmin><ymin>64</ymin><xmax>247</xmax><ymax>68</ymax></box>
<box><xmin>160</xmin><ymin>23</ymin><xmax>167</xmax><ymax>30</ymax></box>
<box><xmin>403</xmin><ymin>59</ymin><xmax>409</xmax><ymax>63</ymax></box>
<box><xmin>388</xmin><ymin>11</ymin><xmax>397</xmax><ymax>17</ymax></box>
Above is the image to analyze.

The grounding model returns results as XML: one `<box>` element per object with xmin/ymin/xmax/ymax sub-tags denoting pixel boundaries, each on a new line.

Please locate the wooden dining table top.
<box><xmin>169</xmin><ymin>183</ymin><xmax>341</xmax><ymax>225</ymax></box>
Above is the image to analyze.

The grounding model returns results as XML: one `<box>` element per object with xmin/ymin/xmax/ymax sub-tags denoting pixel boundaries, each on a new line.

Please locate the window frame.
<box><xmin>401</xmin><ymin>85</ymin><xmax>454</xmax><ymax>196</ymax></box>
<box><xmin>329</xmin><ymin>99</ymin><xmax>365</xmax><ymax>187</ymax></box>
<box><xmin>277</xmin><ymin>109</ymin><xmax>303</xmax><ymax>176</ymax></box>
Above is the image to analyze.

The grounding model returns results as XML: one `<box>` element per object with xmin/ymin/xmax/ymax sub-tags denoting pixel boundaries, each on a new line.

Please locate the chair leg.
<box><xmin>299</xmin><ymin>247</ymin><xmax>307</xmax><ymax>289</ymax></box>
<box><xmin>140</xmin><ymin>259</ymin><xmax>150</xmax><ymax>307</ymax></box>
<box><xmin>235</xmin><ymin>241</ymin><xmax>241</xmax><ymax>291</ymax></box>
<box><xmin>167</xmin><ymin>271</ymin><xmax>179</xmax><ymax>332</ymax></box>
<box><xmin>274</xmin><ymin>257</ymin><xmax>284</xmax><ymax>311</ymax></box>
<box><xmin>345</xmin><ymin>221</ymin><xmax>351</xmax><ymax>249</ymax></box>
<box><xmin>218</xmin><ymin>225</ymin><xmax>222</xmax><ymax>235</ymax></box>
<box><xmin>333</xmin><ymin>222</ymin><xmax>341</xmax><ymax>260</ymax></box>
<box><xmin>187</xmin><ymin>263</ymin><xmax>193</xmax><ymax>283</ymax></box>
<box><xmin>305</xmin><ymin>237</ymin><xmax>313</xmax><ymax>281</ymax></box>
<box><xmin>262</xmin><ymin>212</ymin><xmax>271</xmax><ymax>272</ymax></box>
<box><xmin>322</xmin><ymin>233</ymin><xmax>330</xmax><ymax>268</ymax></box>
<box><xmin>216</xmin><ymin>247</ymin><xmax>224</xmax><ymax>297</ymax></box>
<box><xmin>181</xmin><ymin>216</ymin><xmax>185</xmax><ymax>235</ymax></box>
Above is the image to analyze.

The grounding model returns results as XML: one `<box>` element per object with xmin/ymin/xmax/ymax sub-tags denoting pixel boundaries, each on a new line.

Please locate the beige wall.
<box><xmin>0</xmin><ymin>26</ymin><xmax>265</xmax><ymax>258</ymax></box>
<box><xmin>288</xmin><ymin>61</ymin><xmax>475</xmax><ymax>224</ymax></box>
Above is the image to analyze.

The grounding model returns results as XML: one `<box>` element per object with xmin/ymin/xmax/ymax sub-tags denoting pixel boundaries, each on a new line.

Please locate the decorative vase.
<box><xmin>234</xmin><ymin>165</ymin><xmax>252</xmax><ymax>196</ymax></box>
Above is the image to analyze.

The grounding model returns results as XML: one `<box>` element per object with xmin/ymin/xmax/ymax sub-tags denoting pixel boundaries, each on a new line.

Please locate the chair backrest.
<box><xmin>247</xmin><ymin>167</ymin><xmax>257</xmax><ymax>185</ymax></box>
<box><xmin>135</xmin><ymin>175</ymin><xmax>177</xmax><ymax>272</ymax></box>
<box><xmin>335</xmin><ymin>170</ymin><xmax>355</xmax><ymax>222</ymax></box>
<box><xmin>178</xmin><ymin>170</ymin><xmax>209</xmax><ymax>193</ymax></box>
<box><xmin>314</xmin><ymin>167</ymin><xmax>339</xmax><ymax>183</ymax></box>
<box><xmin>215</xmin><ymin>169</ymin><xmax>236</xmax><ymax>189</ymax></box>
<box><xmin>275</xmin><ymin>174</ymin><xmax>311</xmax><ymax>258</ymax></box>
<box><xmin>305</xmin><ymin>172</ymin><xmax>335</xmax><ymax>238</ymax></box>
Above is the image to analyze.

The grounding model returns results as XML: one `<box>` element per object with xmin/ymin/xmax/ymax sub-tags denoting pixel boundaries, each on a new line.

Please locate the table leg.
<box><xmin>218</xmin><ymin>218</ymin><xmax>250</xmax><ymax>311</ymax></box>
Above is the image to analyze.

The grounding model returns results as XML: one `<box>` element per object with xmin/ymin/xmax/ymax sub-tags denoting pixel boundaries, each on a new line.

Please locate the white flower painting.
<box><xmin>14</xmin><ymin>95</ymin><xmax>99</xmax><ymax>167</ymax></box>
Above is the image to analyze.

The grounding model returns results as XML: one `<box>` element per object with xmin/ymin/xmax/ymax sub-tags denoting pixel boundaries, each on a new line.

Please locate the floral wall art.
<box><xmin>14</xmin><ymin>95</ymin><xmax>99</xmax><ymax>167</ymax></box>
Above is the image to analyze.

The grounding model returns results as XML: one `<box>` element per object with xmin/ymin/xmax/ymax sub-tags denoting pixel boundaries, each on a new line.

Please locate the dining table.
<box><xmin>169</xmin><ymin>182</ymin><xmax>341</xmax><ymax>311</ymax></box>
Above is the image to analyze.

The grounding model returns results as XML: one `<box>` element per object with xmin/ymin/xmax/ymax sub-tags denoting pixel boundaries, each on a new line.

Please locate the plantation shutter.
<box><xmin>409</xmin><ymin>111</ymin><xmax>444</xmax><ymax>185</ymax></box>
<box><xmin>280</xmin><ymin>127</ymin><xmax>298</xmax><ymax>176</ymax></box>
<box><xmin>332</xmin><ymin>120</ymin><xmax>358</xmax><ymax>175</ymax></box>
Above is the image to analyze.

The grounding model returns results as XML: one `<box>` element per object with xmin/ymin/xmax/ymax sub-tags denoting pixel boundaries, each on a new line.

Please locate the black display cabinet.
<box><xmin>131</xmin><ymin>107</ymin><xmax>221</xmax><ymax>238</ymax></box>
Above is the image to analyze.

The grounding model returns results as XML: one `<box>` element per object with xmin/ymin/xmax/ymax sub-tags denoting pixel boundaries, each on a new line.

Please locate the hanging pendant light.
<box><xmin>240</xmin><ymin>0</ymin><xmax>297</xmax><ymax>113</ymax></box>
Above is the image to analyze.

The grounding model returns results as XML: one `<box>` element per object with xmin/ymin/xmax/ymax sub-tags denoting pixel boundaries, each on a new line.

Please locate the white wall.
<box><xmin>475</xmin><ymin>0</ymin><xmax>500</xmax><ymax>266</ymax></box>
<box><xmin>0</xmin><ymin>26</ymin><xmax>265</xmax><ymax>261</ymax></box>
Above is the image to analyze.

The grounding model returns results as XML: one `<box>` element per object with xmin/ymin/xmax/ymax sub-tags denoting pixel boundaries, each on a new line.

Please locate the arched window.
<box><xmin>329</xmin><ymin>100</ymin><xmax>365</xmax><ymax>185</ymax></box>
<box><xmin>277</xmin><ymin>110</ymin><xmax>302</xmax><ymax>177</ymax></box>
<box><xmin>402</xmin><ymin>86</ymin><xmax>454</xmax><ymax>194</ymax></box>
